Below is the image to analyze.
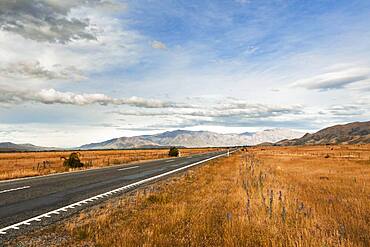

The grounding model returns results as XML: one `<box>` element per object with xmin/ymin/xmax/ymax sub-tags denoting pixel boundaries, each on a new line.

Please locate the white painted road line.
<box><xmin>0</xmin><ymin>186</ymin><xmax>31</xmax><ymax>194</ymax></box>
<box><xmin>165</xmin><ymin>160</ymin><xmax>173</xmax><ymax>163</ymax></box>
<box><xmin>171</xmin><ymin>162</ymin><xmax>187</xmax><ymax>167</ymax></box>
<box><xmin>0</xmin><ymin>150</ymin><xmax>238</xmax><ymax>235</ymax></box>
<box><xmin>117</xmin><ymin>166</ymin><xmax>140</xmax><ymax>171</ymax></box>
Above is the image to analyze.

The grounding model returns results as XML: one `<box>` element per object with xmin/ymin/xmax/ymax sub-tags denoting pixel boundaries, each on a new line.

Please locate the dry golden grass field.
<box><xmin>0</xmin><ymin>148</ymin><xmax>220</xmax><ymax>181</ymax></box>
<box><xmin>7</xmin><ymin>144</ymin><xmax>370</xmax><ymax>247</ymax></box>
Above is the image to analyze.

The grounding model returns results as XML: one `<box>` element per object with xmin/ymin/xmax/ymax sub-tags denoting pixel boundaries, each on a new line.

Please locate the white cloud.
<box><xmin>0</xmin><ymin>61</ymin><xmax>86</xmax><ymax>80</ymax></box>
<box><xmin>151</xmin><ymin>40</ymin><xmax>166</xmax><ymax>49</ymax></box>
<box><xmin>113</xmin><ymin>98</ymin><xmax>303</xmax><ymax>118</ymax></box>
<box><xmin>291</xmin><ymin>68</ymin><xmax>369</xmax><ymax>90</ymax></box>
<box><xmin>0</xmin><ymin>88</ymin><xmax>187</xmax><ymax>108</ymax></box>
<box><xmin>110</xmin><ymin>95</ymin><xmax>370</xmax><ymax>132</ymax></box>
<box><xmin>321</xmin><ymin>101</ymin><xmax>370</xmax><ymax>117</ymax></box>
<box><xmin>0</xmin><ymin>1</ymin><xmax>144</xmax><ymax>85</ymax></box>
<box><xmin>0</xmin><ymin>0</ymin><xmax>125</xmax><ymax>44</ymax></box>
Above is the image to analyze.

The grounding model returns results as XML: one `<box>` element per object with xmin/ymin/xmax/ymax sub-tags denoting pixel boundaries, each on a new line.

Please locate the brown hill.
<box><xmin>0</xmin><ymin>142</ymin><xmax>58</xmax><ymax>152</ymax></box>
<box><xmin>276</xmin><ymin>121</ymin><xmax>370</xmax><ymax>146</ymax></box>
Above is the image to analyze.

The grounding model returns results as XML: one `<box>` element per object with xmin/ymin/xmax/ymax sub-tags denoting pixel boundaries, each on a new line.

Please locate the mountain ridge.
<box><xmin>5</xmin><ymin>121</ymin><xmax>369</xmax><ymax>151</ymax></box>
<box><xmin>276</xmin><ymin>121</ymin><xmax>370</xmax><ymax>146</ymax></box>
<box><xmin>0</xmin><ymin>142</ymin><xmax>59</xmax><ymax>152</ymax></box>
<box><xmin>79</xmin><ymin>128</ymin><xmax>303</xmax><ymax>150</ymax></box>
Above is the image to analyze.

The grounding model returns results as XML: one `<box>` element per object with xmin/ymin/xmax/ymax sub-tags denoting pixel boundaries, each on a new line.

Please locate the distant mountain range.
<box><xmin>1</xmin><ymin>121</ymin><xmax>369</xmax><ymax>152</ymax></box>
<box><xmin>276</xmin><ymin>121</ymin><xmax>370</xmax><ymax>146</ymax></box>
<box><xmin>0</xmin><ymin>128</ymin><xmax>302</xmax><ymax>152</ymax></box>
<box><xmin>0</xmin><ymin>142</ymin><xmax>57</xmax><ymax>152</ymax></box>
<box><xmin>79</xmin><ymin>129</ymin><xmax>303</xmax><ymax>150</ymax></box>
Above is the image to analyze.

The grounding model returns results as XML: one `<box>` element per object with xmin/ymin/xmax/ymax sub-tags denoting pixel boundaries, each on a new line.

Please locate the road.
<box><xmin>0</xmin><ymin>149</ymin><xmax>235</xmax><ymax>237</ymax></box>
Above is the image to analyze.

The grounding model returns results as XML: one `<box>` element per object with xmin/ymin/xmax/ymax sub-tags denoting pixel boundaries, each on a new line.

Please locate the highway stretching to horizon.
<box><xmin>0</xmin><ymin>149</ymin><xmax>236</xmax><ymax>239</ymax></box>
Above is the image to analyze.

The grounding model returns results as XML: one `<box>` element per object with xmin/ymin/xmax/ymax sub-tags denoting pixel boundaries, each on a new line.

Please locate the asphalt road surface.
<box><xmin>0</xmin><ymin>149</ymin><xmax>235</xmax><ymax>237</ymax></box>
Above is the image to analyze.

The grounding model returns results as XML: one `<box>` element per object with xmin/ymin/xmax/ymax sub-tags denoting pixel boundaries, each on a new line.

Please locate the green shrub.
<box><xmin>168</xmin><ymin>147</ymin><xmax>179</xmax><ymax>157</ymax></box>
<box><xmin>62</xmin><ymin>152</ymin><xmax>84</xmax><ymax>168</ymax></box>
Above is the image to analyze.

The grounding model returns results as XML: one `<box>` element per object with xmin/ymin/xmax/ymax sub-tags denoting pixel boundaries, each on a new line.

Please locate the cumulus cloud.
<box><xmin>0</xmin><ymin>0</ymin><xmax>125</xmax><ymax>43</ymax></box>
<box><xmin>292</xmin><ymin>68</ymin><xmax>369</xmax><ymax>90</ymax></box>
<box><xmin>0</xmin><ymin>0</ymin><xmax>143</xmax><ymax>83</ymax></box>
<box><xmin>0</xmin><ymin>61</ymin><xmax>86</xmax><ymax>80</ymax></box>
<box><xmin>151</xmin><ymin>40</ymin><xmax>167</xmax><ymax>49</ymax></box>
<box><xmin>0</xmin><ymin>88</ymin><xmax>185</xmax><ymax>108</ymax></box>
<box><xmin>0</xmin><ymin>0</ymin><xmax>118</xmax><ymax>43</ymax></box>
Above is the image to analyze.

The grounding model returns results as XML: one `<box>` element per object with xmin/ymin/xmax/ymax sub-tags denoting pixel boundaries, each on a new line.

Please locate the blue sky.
<box><xmin>0</xmin><ymin>0</ymin><xmax>369</xmax><ymax>147</ymax></box>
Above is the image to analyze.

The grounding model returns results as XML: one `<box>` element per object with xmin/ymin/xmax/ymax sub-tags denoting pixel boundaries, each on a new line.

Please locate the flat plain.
<box><xmin>7</xmin><ymin>144</ymin><xmax>370</xmax><ymax>246</ymax></box>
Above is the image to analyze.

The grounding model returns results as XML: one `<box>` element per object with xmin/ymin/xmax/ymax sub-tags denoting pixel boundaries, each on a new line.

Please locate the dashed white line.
<box><xmin>0</xmin><ymin>186</ymin><xmax>31</xmax><ymax>194</ymax></box>
<box><xmin>0</xmin><ymin>150</ymin><xmax>238</xmax><ymax>235</ymax></box>
<box><xmin>171</xmin><ymin>162</ymin><xmax>187</xmax><ymax>167</ymax></box>
<box><xmin>117</xmin><ymin>166</ymin><xmax>140</xmax><ymax>171</ymax></box>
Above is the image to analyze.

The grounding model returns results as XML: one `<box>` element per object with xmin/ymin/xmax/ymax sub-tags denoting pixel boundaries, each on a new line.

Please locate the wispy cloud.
<box><xmin>0</xmin><ymin>88</ymin><xmax>188</xmax><ymax>108</ymax></box>
<box><xmin>113</xmin><ymin>99</ymin><xmax>303</xmax><ymax>118</ymax></box>
<box><xmin>0</xmin><ymin>61</ymin><xmax>86</xmax><ymax>80</ymax></box>
<box><xmin>111</xmin><ymin>98</ymin><xmax>306</xmax><ymax>131</ymax></box>
<box><xmin>321</xmin><ymin>103</ymin><xmax>370</xmax><ymax>117</ymax></box>
<box><xmin>151</xmin><ymin>40</ymin><xmax>166</xmax><ymax>49</ymax></box>
<box><xmin>291</xmin><ymin>68</ymin><xmax>369</xmax><ymax>90</ymax></box>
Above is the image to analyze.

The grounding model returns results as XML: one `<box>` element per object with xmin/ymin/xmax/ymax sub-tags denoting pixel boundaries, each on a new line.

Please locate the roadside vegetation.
<box><xmin>10</xmin><ymin>144</ymin><xmax>370</xmax><ymax>246</ymax></box>
<box><xmin>168</xmin><ymin>147</ymin><xmax>180</xmax><ymax>157</ymax></box>
<box><xmin>61</xmin><ymin>152</ymin><xmax>84</xmax><ymax>168</ymax></box>
<box><xmin>0</xmin><ymin>148</ymin><xmax>221</xmax><ymax>181</ymax></box>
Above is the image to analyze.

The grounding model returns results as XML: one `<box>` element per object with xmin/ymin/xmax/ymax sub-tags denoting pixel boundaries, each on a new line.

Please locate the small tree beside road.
<box><xmin>168</xmin><ymin>147</ymin><xmax>180</xmax><ymax>157</ymax></box>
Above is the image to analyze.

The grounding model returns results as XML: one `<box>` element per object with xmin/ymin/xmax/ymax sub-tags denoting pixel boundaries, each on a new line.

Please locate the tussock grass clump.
<box><xmin>62</xmin><ymin>152</ymin><xmax>84</xmax><ymax>168</ymax></box>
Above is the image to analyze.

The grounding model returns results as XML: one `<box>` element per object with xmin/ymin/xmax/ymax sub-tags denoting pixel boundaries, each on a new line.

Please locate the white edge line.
<box><xmin>0</xmin><ymin>186</ymin><xmax>31</xmax><ymax>194</ymax></box>
<box><xmin>0</xmin><ymin>150</ymin><xmax>237</xmax><ymax>235</ymax></box>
